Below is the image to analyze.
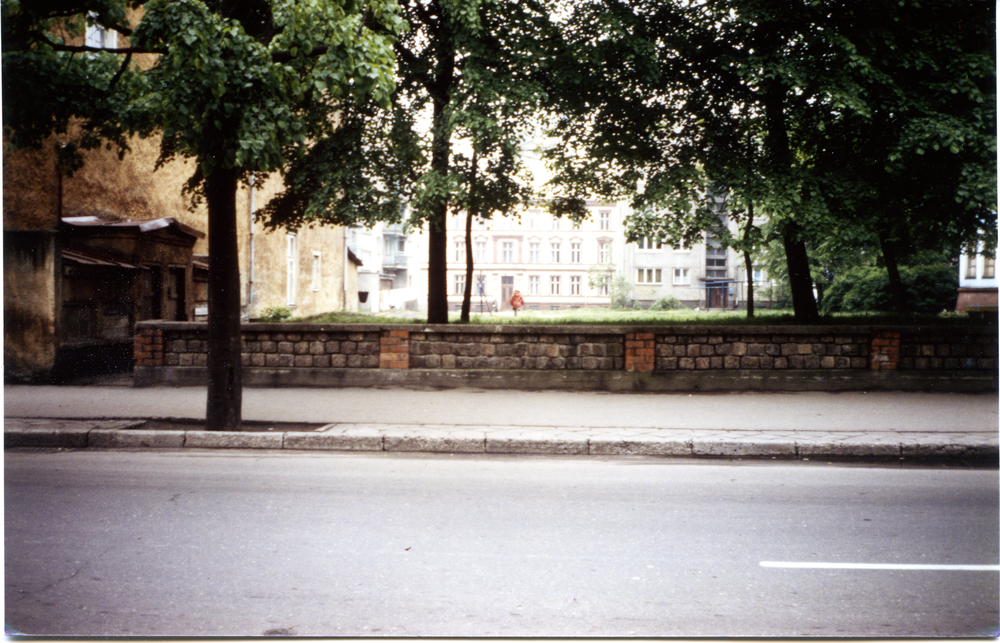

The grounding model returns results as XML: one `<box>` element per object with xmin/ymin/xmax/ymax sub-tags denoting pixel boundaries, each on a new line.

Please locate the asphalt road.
<box><xmin>5</xmin><ymin>450</ymin><xmax>998</xmax><ymax>637</ymax></box>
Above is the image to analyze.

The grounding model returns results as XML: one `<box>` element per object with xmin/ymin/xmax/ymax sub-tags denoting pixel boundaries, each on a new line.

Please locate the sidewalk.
<box><xmin>5</xmin><ymin>384</ymin><xmax>998</xmax><ymax>463</ymax></box>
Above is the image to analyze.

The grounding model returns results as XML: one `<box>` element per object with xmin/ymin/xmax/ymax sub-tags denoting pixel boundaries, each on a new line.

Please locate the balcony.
<box><xmin>383</xmin><ymin>252</ymin><xmax>408</xmax><ymax>269</ymax></box>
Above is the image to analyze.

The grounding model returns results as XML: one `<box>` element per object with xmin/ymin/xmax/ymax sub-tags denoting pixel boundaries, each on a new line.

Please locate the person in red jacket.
<box><xmin>510</xmin><ymin>290</ymin><xmax>524</xmax><ymax>316</ymax></box>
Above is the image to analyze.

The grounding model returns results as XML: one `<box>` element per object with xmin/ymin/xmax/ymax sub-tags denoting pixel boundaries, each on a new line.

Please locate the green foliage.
<box><xmin>650</xmin><ymin>294</ymin><xmax>684</xmax><ymax>311</ymax></box>
<box><xmin>821</xmin><ymin>261</ymin><xmax>959</xmax><ymax>315</ymax></box>
<box><xmin>609</xmin><ymin>274</ymin><xmax>635</xmax><ymax>310</ymax></box>
<box><xmin>258</xmin><ymin>305</ymin><xmax>293</xmax><ymax>322</ymax></box>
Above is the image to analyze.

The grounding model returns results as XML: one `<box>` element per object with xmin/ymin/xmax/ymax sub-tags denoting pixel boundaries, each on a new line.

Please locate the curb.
<box><xmin>5</xmin><ymin>425</ymin><xmax>998</xmax><ymax>464</ymax></box>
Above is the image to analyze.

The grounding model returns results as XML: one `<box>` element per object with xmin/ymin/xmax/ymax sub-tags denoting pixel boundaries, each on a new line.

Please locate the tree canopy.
<box><xmin>542</xmin><ymin>0</ymin><xmax>996</xmax><ymax>320</ymax></box>
<box><xmin>3</xmin><ymin>0</ymin><xmax>405</xmax><ymax>429</ymax></box>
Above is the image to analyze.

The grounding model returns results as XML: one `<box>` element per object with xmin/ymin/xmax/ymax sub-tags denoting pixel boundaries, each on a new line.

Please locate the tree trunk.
<box><xmin>743</xmin><ymin>203</ymin><xmax>755</xmax><ymax>319</ymax></box>
<box><xmin>763</xmin><ymin>77</ymin><xmax>818</xmax><ymax>323</ymax></box>
<box><xmin>879</xmin><ymin>231</ymin><xmax>910</xmax><ymax>312</ymax></box>
<box><xmin>782</xmin><ymin>222</ymin><xmax>819</xmax><ymax>323</ymax></box>
<box><xmin>460</xmin><ymin>209</ymin><xmax>474</xmax><ymax>322</ymax></box>
<box><xmin>204</xmin><ymin>166</ymin><xmax>242</xmax><ymax>431</ymax></box>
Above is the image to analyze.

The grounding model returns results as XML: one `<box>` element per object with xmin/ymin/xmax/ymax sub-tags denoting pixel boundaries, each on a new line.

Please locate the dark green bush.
<box><xmin>820</xmin><ymin>262</ymin><xmax>958</xmax><ymax>315</ymax></box>
<box><xmin>650</xmin><ymin>294</ymin><xmax>685</xmax><ymax>311</ymax></box>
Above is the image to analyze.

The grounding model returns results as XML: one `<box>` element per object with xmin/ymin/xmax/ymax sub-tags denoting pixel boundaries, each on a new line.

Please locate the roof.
<box><xmin>62</xmin><ymin>246</ymin><xmax>146</xmax><ymax>270</ymax></box>
<box><xmin>62</xmin><ymin>216</ymin><xmax>206</xmax><ymax>239</ymax></box>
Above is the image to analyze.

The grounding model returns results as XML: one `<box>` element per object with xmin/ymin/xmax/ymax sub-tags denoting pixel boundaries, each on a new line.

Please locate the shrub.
<box><xmin>259</xmin><ymin>306</ymin><xmax>293</xmax><ymax>322</ymax></box>
<box><xmin>820</xmin><ymin>261</ymin><xmax>958</xmax><ymax>315</ymax></box>
<box><xmin>650</xmin><ymin>294</ymin><xmax>685</xmax><ymax>311</ymax></box>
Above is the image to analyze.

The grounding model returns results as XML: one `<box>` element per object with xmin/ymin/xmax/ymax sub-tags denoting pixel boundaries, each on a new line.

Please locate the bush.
<box><xmin>259</xmin><ymin>306</ymin><xmax>294</xmax><ymax>322</ymax></box>
<box><xmin>820</xmin><ymin>261</ymin><xmax>958</xmax><ymax>315</ymax></box>
<box><xmin>650</xmin><ymin>294</ymin><xmax>685</xmax><ymax>311</ymax></box>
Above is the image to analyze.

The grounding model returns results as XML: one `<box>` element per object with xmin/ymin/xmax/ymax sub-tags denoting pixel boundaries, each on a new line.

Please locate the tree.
<box><xmin>542</xmin><ymin>0</ymin><xmax>995</xmax><ymax>322</ymax></box>
<box><xmin>3</xmin><ymin>0</ymin><xmax>404</xmax><ymax>430</ymax></box>
<box><xmin>258</xmin><ymin>0</ymin><xmax>558</xmax><ymax>324</ymax></box>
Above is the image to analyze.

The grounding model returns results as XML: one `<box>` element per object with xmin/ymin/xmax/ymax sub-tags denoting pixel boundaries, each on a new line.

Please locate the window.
<box><xmin>85</xmin><ymin>17</ymin><xmax>116</xmax><ymax>49</ymax></box>
<box><xmin>966</xmin><ymin>253</ymin><xmax>979</xmax><ymax>279</ymax></box>
<box><xmin>599</xmin><ymin>211</ymin><xmax>610</xmax><ymax>230</ymax></box>
<box><xmin>599</xmin><ymin>281</ymin><xmax>609</xmax><ymax>296</ymax></box>
<box><xmin>550</xmin><ymin>242</ymin><xmax>561</xmax><ymax>263</ymax></box>
<box><xmin>637</xmin><ymin>237</ymin><xmax>662</xmax><ymax>250</ymax></box>
<box><xmin>570</xmin><ymin>275</ymin><xmax>581</xmax><ymax>295</ymax></box>
<box><xmin>571</xmin><ymin>242</ymin><xmax>581</xmax><ymax>263</ymax></box>
<box><xmin>529</xmin><ymin>275</ymin><xmax>540</xmax><ymax>295</ymax></box>
<box><xmin>673</xmin><ymin>241</ymin><xmax>690</xmax><ymax>252</ymax></box>
<box><xmin>502</xmin><ymin>241</ymin><xmax>513</xmax><ymax>263</ymax></box>
<box><xmin>637</xmin><ymin>268</ymin><xmax>662</xmax><ymax>284</ymax></box>
<box><xmin>454</xmin><ymin>273</ymin><xmax>466</xmax><ymax>295</ymax></box>
<box><xmin>529</xmin><ymin>242</ymin><xmax>540</xmax><ymax>263</ymax></box>
<box><xmin>673</xmin><ymin>268</ymin><xmax>690</xmax><ymax>285</ymax></box>
<box><xmin>753</xmin><ymin>268</ymin><xmax>765</xmax><ymax>283</ymax></box>
<box><xmin>311</xmin><ymin>252</ymin><xmax>321</xmax><ymax>291</ymax></box>
<box><xmin>454</xmin><ymin>240</ymin><xmax>465</xmax><ymax>262</ymax></box>
<box><xmin>286</xmin><ymin>234</ymin><xmax>297</xmax><ymax>305</ymax></box>
<box><xmin>529</xmin><ymin>211</ymin><xmax>539</xmax><ymax>229</ymax></box>
<box><xmin>984</xmin><ymin>256</ymin><xmax>996</xmax><ymax>279</ymax></box>
<box><xmin>598</xmin><ymin>241</ymin><xmax>611</xmax><ymax>264</ymax></box>
<box><xmin>475</xmin><ymin>241</ymin><xmax>486</xmax><ymax>263</ymax></box>
<box><xmin>550</xmin><ymin>275</ymin><xmax>561</xmax><ymax>295</ymax></box>
<box><xmin>552</xmin><ymin>217</ymin><xmax>561</xmax><ymax>231</ymax></box>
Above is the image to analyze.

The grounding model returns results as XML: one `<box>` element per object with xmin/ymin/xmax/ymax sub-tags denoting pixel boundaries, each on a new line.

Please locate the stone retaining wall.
<box><xmin>133</xmin><ymin>321</ymin><xmax>997</xmax><ymax>392</ymax></box>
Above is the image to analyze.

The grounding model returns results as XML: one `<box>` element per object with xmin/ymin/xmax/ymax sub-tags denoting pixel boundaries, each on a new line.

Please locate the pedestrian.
<box><xmin>510</xmin><ymin>290</ymin><xmax>524</xmax><ymax>316</ymax></box>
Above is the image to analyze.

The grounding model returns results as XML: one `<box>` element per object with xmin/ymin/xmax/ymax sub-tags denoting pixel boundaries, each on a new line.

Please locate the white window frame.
<box><xmin>529</xmin><ymin>242</ymin><xmax>540</xmax><ymax>263</ymax></box>
<box><xmin>637</xmin><ymin>268</ymin><xmax>662</xmax><ymax>284</ymax></box>
<box><xmin>475</xmin><ymin>241</ymin><xmax>486</xmax><ymax>263</ymax></box>
<box><xmin>673</xmin><ymin>268</ymin><xmax>690</xmax><ymax>285</ymax></box>
<box><xmin>529</xmin><ymin>275</ymin><xmax>540</xmax><ymax>295</ymax></box>
<box><xmin>570</xmin><ymin>242</ymin><xmax>581</xmax><ymax>263</ymax></box>
<box><xmin>599</xmin><ymin>211</ymin><xmax>610</xmax><ymax>231</ymax></box>
<box><xmin>570</xmin><ymin>275</ymin><xmax>581</xmax><ymax>296</ymax></box>
<box><xmin>598</xmin><ymin>241</ymin><xmax>611</xmax><ymax>264</ymax></box>
<box><xmin>86</xmin><ymin>17</ymin><xmax>116</xmax><ymax>49</ymax></box>
<box><xmin>550</xmin><ymin>242</ymin><xmax>561</xmax><ymax>263</ymax></box>
<box><xmin>550</xmin><ymin>275</ymin><xmax>561</xmax><ymax>296</ymax></box>
<box><xmin>454</xmin><ymin>272</ymin><xmax>466</xmax><ymax>295</ymax></box>
<box><xmin>502</xmin><ymin>241</ymin><xmax>514</xmax><ymax>263</ymax></box>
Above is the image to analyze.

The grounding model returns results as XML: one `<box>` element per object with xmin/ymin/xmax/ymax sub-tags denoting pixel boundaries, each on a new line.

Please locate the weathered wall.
<box><xmin>4</xmin><ymin>231</ymin><xmax>61</xmax><ymax>378</ymax></box>
<box><xmin>133</xmin><ymin>322</ymin><xmax>998</xmax><ymax>392</ymax></box>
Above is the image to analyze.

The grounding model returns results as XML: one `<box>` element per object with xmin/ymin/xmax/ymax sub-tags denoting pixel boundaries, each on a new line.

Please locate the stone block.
<box><xmin>277</xmin><ymin>341</ymin><xmax>294</xmax><ymax>353</ymax></box>
<box><xmin>314</xmin><ymin>355</ymin><xmax>331</xmax><ymax>368</ymax></box>
<box><xmin>294</xmin><ymin>355</ymin><xmax>314</xmax><ymax>367</ymax></box>
<box><xmin>286</xmin><ymin>432</ymin><xmax>383</xmax><ymax>451</ymax></box>
<box><xmin>330</xmin><ymin>354</ymin><xmax>347</xmax><ymax>368</ymax></box>
<box><xmin>185</xmin><ymin>431</ymin><xmax>284</xmax><ymax>450</ymax></box>
<box><xmin>89</xmin><ymin>429</ymin><xmax>185</xmax><ymax>449</ymax></box>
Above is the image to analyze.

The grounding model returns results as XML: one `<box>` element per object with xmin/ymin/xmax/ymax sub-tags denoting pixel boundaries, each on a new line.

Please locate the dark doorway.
<box><xmin>706</xmin><ymin>282</ymin><xmax>728</xmax><ymax>308</ymax></box>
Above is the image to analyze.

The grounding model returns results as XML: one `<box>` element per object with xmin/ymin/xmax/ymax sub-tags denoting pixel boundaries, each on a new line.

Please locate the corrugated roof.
<box><xmin>62</xmin><ymin>246</ymin><xmax>146</xmax><ymax>270</ymax></box>
<box><xmin>62</xmin><ymin>216</ymin><xmax>205</xmax><ymax>239</ymax></box>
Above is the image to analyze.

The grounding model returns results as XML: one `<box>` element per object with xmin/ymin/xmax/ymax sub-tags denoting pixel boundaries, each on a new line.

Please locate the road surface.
<box><xmin>5</xmin><ymin>449</ymin><xmax>998</xmax><ymax>637</ymax></box>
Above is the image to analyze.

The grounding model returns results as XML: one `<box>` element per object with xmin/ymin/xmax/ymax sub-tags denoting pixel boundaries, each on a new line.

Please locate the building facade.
<box><xmin>410</xmin><ymin>201</ymin><xmax>625</xmax><ymax>312</ymax></box>
<box><xmin>957</xmin><ymin>236</ymin><xmax>998</xmax><ymax>313</ymax></box>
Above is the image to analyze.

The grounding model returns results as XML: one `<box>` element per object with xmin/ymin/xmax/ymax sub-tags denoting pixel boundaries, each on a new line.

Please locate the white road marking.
<box><xmin>761</xmin><ymin>561</ymin><xmax>1000</xmax><ymax>571</ymax></box>
<box><xmin>314</xmin><ymin>424</ymin><xmax>338</xmax><ymax>432</ymax></box>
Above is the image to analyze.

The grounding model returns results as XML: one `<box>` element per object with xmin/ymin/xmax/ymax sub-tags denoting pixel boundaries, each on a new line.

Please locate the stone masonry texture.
<box><xmin>138</xmin><ymin>322</ymin><xmax>997</xmax><ymax>374</ymax></box>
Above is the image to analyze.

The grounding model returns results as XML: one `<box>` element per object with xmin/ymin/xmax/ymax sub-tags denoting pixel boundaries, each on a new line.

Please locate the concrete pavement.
<box><xmin>4</xmin><ymin>384</ymin><xmax>998</xmax><ymax>462</ymax></box>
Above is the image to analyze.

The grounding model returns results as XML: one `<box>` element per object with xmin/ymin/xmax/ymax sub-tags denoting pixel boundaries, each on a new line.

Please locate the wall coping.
<box><xmin>134</xmin><ymin>320</ymin><xmax>997</xmax><ymax>336</ymax></box>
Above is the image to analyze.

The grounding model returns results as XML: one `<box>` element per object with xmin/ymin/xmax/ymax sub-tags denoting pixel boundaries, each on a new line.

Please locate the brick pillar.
<box><xmin>624</xmin><ymin>332</ymin><xmax>655</xmax><ymax>372</ymax></box>
<box><xmin>134</xmin><ymin>328</ymin><xmax>165</xmax><ymax>367</ymax></box>
<box><xmin>869</xmin><ymin>331</ymin><xmax>900</xmax><ymax>370</ymax></box>
<box><xmin>379</xmin><ymin>330</ymin><xmax>410</xmax><ymax>369</ymax></box>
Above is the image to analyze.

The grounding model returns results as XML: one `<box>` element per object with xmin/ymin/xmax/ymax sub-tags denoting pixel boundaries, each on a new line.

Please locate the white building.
<box><xmin>409</xmin><ymin>201</ymin><xmax>627</xmax><ymax>312</ymax></box>
<box><xmin>622</xmin><ymin>216</ymin><xmax>776</xmax><ymax>310</ymax></box>
<box><xmin>957</xmin><ymin>235</ymin><xmax>998</xmax><ymax>313</ymax></box>
<box><xmin>348</xmin><ymin>221</ymin><xmax>418</xmax><ymax>312</ymax></box>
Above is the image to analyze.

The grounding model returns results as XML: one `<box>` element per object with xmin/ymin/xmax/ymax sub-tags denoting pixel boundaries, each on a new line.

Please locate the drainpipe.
<box><xmin>343</xmin><ymin>227</ymin><xmax>350</xmax><ymax>311</ymax></box>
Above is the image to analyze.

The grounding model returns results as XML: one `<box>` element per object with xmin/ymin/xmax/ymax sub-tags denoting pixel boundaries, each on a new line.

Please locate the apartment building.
<box><xmin>409</xmin><ymin>201</ymin><xmax>626</xmax><ymax>312</ymax></box>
